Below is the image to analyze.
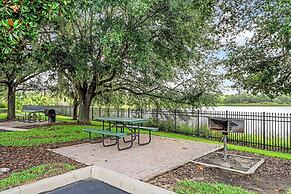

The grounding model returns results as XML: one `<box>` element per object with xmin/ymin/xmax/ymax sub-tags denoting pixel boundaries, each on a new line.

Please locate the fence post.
<box><xmin>99</xmin><ymin>107</ymin><xmax>101</xmax><ymax>117</ymax></box>
<box><xmin>128</xmin><ymin>108</ymin><xmax>130</xmax><ymax>118</ymax></box>
<box><xmin>140</xmin><ymin>108</ymin><xmax>143</xmax><ymax>118</ymax></box>
<box><xmin>174</xmin><ymin>109</ymin><xmax>177</xmax><ymax>131</ymax></box>
<box><xmin>156</xmin><ymin>107</ymin><xmax>159</xmax><ymax>124</ymax></box>
<box><xmin>289</xmin><ymin>113</ymin><xmax>291</xmax><ymax>152</ymax></box>
<box><xmin>197</xmin><ymin>109</ymin><xmax>200</xmax><ymax>136</ymax></box>
<box><xmin>91</xmin><ymin>106</ymin><xmax>94</xmax><ymax>120</ymax></box>
<box><xmin>107</xmin><ymin>107</ymin><xmax>110</xmax><ymax>116</ymax></box>
<box><xmin>263</xmin><ymin>112</ymin><xmax>266</xmax><ymax>149</ymax></box>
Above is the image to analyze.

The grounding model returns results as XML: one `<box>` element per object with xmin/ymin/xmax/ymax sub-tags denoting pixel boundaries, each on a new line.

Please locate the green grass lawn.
<box><xmin>175</xmin><ymin>181</ymin><xmax>254</xmax><ymax>194</ymax></box>
<box><xmin>0</xmin><ymin>124</ymin><xmax>102</xmax><ymax>147</ymax></box>
<box><xmin>0</xmin><ymin>163</ymin><xmax>75</xmax><ymax>191</ymax></box>
<box><xmin>0</xmin><ymin>113</ymin><xmax>6</xmax><ymax>120</ymax></box>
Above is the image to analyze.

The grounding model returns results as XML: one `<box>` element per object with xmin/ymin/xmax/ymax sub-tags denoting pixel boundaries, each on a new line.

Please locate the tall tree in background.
<box><xmin>218</xmin><ymin>0</ymin><xmax>290</xmax><ymax>96</ymax></box>
<box><xmin>50</xmin><ymin>0</ymin><xmax>221</xmax><ymax>123</ymax></box>
<box><xmin>0</xmin><ymin>0</ymin><xmax>70</xmax><ymax>120</ymax></box>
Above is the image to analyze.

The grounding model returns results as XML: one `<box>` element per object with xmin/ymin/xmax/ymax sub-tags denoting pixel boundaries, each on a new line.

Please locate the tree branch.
<box><xmin>98</xmin><ymin>69</ymin><xmax>116</xmax><ymax>85</ymax></box>
<box><xmin>0</xmin><ymin>80</ymin><xmax>8</xmax><ymax>84</ymax></box>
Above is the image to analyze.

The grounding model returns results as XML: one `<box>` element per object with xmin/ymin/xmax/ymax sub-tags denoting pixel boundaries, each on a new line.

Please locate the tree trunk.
<box><xmin>72</xmin><ymin>97</ymin><xmax>79</xmax><ymax>120</ymax></box>
<box><xmin>78</xmin><ymin>95</ymin><xmax>92</xmax><ymax>124</ymax></box>
<box><xmin>7</xmin><ymin>84</ymin><xmax>16</xmax><ymax>121</ymax></box>
<box><xmin>76</xmin><ymin>79</ymin><xmax>97</xmax><ymax>124</ymax></box>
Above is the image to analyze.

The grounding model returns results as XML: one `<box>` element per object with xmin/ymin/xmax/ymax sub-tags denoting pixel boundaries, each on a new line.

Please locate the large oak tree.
<box><xmin>50</xmin><ymin>0</ymin><xmax>221</xmax><ymax>123</ymax></box>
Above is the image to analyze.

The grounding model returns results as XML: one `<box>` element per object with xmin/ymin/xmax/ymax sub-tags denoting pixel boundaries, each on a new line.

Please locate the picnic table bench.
<box><xmin>126</xmin><ymin>125</ymin><xmax>158</xmax><ymax>145</ymax></box>
<box><xmin>16</xmin><ymin>105</ymin><xmax>56</xmax><ymax>122</ymax></box>
<box><xmin>16</xmin><ymin>105</ymin><xmax>51</xmax><ymax>122</ymax></box>
<box><xmin>83</xmin><ymin>128</ymin><xmax>133</xmax><ymax>151</ymax></box>
<box><xmin>83</xmin><ymin>117</ymin><xmax>158</xmax><ymax>151</ymax></box>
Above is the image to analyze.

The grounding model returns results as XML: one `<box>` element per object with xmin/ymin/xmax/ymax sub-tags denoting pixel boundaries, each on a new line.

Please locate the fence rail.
<box><xmin>53</xmin><ymin>106</ymin><xmax>291</xmax><ymax>153</ymax></box>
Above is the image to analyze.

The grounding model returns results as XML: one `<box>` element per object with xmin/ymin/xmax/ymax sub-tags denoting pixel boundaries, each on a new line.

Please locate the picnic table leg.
<box><xmin>138</xmin><ymin>128</ymin><xmax>152</xmax><ymax>146</ymax></box>
<box><xmin>118</xmin><ymin>131</ymin><xmax>133</xmax><ymax>151</ymax></box>
<box><xmin>122</xmin><ymin>125</ymin><xmax>137</xmax><ymax>143</ymax></box>
<box><xmin>103</xmin><ymin>135</ymin><xmax>118</xmax><ymax>147</ymax></box>
<box><xmin>109</xmin><ymin>122</ymin><xmax>117</xmax><ymax>140</ymax></box>
<box><xmin>28</xmin><ymin>113</ymin><xmax>32</xmax><ymax>123</ymax></box>
<box><xmin>88</xmin><ymin>132</ymin><xmax>103</xmax><ymax>144</ymax></box>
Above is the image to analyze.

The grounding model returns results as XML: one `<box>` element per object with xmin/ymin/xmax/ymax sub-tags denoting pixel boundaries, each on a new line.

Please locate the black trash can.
<box><xmin>44</xmin><ymin>109</ymin><xmax>56</xmax><ymax>123</ymax></box>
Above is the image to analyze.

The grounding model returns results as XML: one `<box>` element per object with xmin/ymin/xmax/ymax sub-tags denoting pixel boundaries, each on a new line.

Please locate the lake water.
<box><xmin>205</xmin><ymin>106</ymin><xmax>291</xmax><ymax>113</ymax></box>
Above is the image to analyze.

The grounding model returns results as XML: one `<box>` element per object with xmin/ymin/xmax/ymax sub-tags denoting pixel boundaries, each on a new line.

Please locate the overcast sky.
<box><xmin>218</xmin><ymin>29</ymin><xmax>255</xmax><ymax>95</ymax></box>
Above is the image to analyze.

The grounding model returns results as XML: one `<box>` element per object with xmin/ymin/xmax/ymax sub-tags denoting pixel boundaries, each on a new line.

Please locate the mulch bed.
<box><xmin>195</xmin><ymin>151</ymin><xmax>263</xmax><ymax>172</ymax></box>
<box><xmin>0</xmin><ymin>122</ymin><xmax>104</xmax><ymax>180</ymax></box>
<box><xmin>0</xmin><ymin>122</ymin><xmax>96</xmax><ymax>179</ymax></box>
<box><xmin>0</xmin><ymin>146</ymin><xmax>86</xmax><ymax>179</ymax></box>
<box><xmin>148</xmin><ymin>150</ymin><xmax>291</xmax><ymax>194</ymax></box>
<box><xmin>0</xmin><ymin>123</ymin><xmax>103</xmax><ymax>180</ymax></box>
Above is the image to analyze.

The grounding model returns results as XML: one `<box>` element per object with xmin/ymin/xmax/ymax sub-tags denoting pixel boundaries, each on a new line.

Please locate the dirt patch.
<box><xmin>148</xmin><ymin>151</ymin><xmax>291</xmax><ymax>194</ymax></box>
<box><xmin>0</xmin><ymin>146</ymin><xmax>86</xmax><ymax>180</ymax></box>
<box><xmin>195</xmin><ymin>152</ymin><xmax>263</xmax><ymax>172</ymax></box>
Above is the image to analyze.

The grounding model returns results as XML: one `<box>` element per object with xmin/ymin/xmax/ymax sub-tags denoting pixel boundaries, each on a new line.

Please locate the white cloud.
<box><xmin>235</xmin><ymin>30</ymin><xmax>255</xmax><ymax>46</ymax></box>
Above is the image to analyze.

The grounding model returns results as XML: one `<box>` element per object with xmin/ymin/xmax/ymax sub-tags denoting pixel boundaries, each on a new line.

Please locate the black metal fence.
<box><xmin>53</xmin><ymin>106</ymin><xmax>291</xmax><ymax>153</ymax></box>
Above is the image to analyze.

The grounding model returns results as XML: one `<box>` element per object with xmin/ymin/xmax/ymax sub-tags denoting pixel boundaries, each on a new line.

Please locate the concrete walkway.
<box><xmin>42</xmin><ymin>179</ymin><xmax>129</xmax><ymax>194</ymax></box>
<box><xmin>53</xmin><ymin>135</ymin><xmax>220</xmax><ymax>181</ymax></box>
<box><xmin>0</xmin><ymin>121</ymin><xmax>47</xmax><ymax>128</ymax></box>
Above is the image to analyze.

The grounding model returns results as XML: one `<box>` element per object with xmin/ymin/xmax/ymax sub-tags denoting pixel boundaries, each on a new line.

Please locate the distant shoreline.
<box><xmin>217</xmin><ymin>104</ymin><xmax>291</xmax><ymax>107</ymax></box>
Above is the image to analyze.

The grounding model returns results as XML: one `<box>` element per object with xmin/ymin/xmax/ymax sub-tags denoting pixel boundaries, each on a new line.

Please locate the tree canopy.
<box><xmin>49</xmin><ymin>0</ymin><xmax>221</xmax><ymax>122</ymax></box>
<box><xmin>218</xmin><ymin>0</ymin><xmax>291</xmax><ymax>97</ymax></box>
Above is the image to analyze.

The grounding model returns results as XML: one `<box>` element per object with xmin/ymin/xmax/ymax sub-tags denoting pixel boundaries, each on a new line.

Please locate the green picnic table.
<box><xmin>83</xmin><ymin>117</ymin><xmax>158</xmax><ymax>151</ymax></box>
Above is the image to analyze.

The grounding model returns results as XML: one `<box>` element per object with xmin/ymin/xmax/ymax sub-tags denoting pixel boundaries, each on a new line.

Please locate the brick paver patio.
<box><xmin>53</xmin><ymin>135</ymin><xmax>221</xmax><ymax>181</ymax></box>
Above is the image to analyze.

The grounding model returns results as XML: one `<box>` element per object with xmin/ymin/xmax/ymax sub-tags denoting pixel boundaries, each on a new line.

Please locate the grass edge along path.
<box><xmin>175</xmin><ymin>180</ymin><xmax>254</xmax><ymax>194</ymax></box>
<box><xmin>151</xmin><ymin>131</ymin><xmax>291</xmax><ymax>160</ymax></box>
<box><xmin>0</xmin><ymin>163</ymin><xmax>75</xmax><ymax>191</ymax></box>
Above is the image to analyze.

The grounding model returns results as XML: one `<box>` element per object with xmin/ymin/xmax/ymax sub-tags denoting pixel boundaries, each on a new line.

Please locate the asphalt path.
<box><xmin>42</xmin><ymin>179</ymin><xmax>129</xmax><ymax>194</ymax></box>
